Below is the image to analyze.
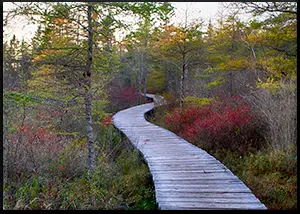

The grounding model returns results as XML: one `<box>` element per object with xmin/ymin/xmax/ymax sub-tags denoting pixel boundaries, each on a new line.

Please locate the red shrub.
<box><xmin>7</xmin><ymin>122</ymin><xmax>67</xmax><ymax>175</ymax></box>
<box><xmin>164</xmin><ymin>105</ymin><xmax>211</xmax><ymax>133</ymax></box>
<box><xmin>108</xmin><ymin>82</ymin><xmax>144</xmax><ymax>111</ymax></box>
<box><xmin>164</xmin><ymin>95</ymin><xmax>263</xmax><ymax>153</ymax></box>
<box><xmin>120</xmin><ymin>87</ymin><xmax>139</xmax><ymax>103</ymax></box>
<box><xmin>102</xmin><ymin>115</ymin><xmax>113</xmax><ymax>127</ymax></box>
<box><xmin>164</xmin><ymin>110</ymin><xmax>181</xmax><ymax>132</ymax></box>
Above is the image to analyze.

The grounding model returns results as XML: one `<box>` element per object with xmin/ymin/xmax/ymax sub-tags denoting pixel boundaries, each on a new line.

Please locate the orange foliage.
<box><xmin>54</xmin><ymin>18</ymin><xmax>68</xmax><ymax>24</ymax></box>
<box><xmin>155</xmin><ymin>25</ymin><xmax>188</xmax><ymax>47</ymax></box>
<box><xmin>92</xmin><ymin>12</ymin><xmax>98</xmax><ymax>20</ymax></box>
<box><xmin>32</xmin><ymin>49</ymin><xmax>63</xmax><ymax>62</ymax></box>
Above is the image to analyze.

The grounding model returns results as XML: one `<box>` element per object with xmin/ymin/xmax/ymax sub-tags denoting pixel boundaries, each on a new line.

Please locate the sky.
<box><xmin>3</xmin><ymin>2</ymin><xmax>221</xmax><ymax>43</ymax></box>
<box><xmin>171</xmin><ymin>2</ymin><xmax>221</xmax><ymax>25</ymax></box>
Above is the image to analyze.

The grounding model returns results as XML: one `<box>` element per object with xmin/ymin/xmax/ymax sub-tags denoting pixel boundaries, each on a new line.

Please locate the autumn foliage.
<box><xmin>164</xmin><ymin>95</ymin><xmax>264</xmax><ymax>154</ymax></box>
<box><xmin>108</xmin><ymin>82</ymin><xmax>150</xmax><ymax>112</ymax></box>
<box><xmin>102</xmin><ymin>115</ymin><xmax>114</xmax><ymax>127</ymax></box>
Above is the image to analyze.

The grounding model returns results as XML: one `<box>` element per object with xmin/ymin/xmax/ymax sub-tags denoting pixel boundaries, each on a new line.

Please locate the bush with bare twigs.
<box><xmin>247</xmin><ymin>81</ymin><xmax>297</xmax><ymax>151</ymax></box>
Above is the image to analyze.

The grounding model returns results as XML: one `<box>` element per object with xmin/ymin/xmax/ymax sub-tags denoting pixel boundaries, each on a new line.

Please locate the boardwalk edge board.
<box><xmin>113</xmin><ymin>93</ymin><xmax>267</xmax><ymax>210</ymax></box>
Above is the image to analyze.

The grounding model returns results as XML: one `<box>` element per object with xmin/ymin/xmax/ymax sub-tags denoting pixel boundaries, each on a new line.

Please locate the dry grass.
<box><xmin>247</xmin><ymin>81</ymin><xmax>297</xmax><ymax>150</ymax></box>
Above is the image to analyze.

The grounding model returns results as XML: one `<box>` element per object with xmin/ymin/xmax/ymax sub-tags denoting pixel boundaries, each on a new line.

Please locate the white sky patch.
<box><xmin>3</xmin><ymin>2</ymin><xmax>222</xmax><ymax>43</ymax></box>
<box><xmin>3</xmin><ymin>2</ymin><xmax>38</xmax><ymax>43</ymax></box>
<box><xmin>171</xmin><ymin>2</ymin><xmax>220</xmax><ymax>26</ymax></box>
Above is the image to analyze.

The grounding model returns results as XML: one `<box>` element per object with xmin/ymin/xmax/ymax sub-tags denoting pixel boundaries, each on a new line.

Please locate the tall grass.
<box><xmin>247</xmin><ymin>81</ymin><xmax>297</xmax><ymax>151</ymax></box>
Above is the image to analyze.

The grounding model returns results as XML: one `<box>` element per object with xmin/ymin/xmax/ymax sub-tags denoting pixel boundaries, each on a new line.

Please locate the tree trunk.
<box><xmin>184</xmin><ymin>63</ymin><xmax>189</xmax><ymax>95</ymax></box>
<box><xmin>164</xmin><ymin>60</ymin><xmax>171</xmax><ymax>91</ymax></box>
<box><xmin>136</xmin><ymin>52</ymin><xmax>143</xmax><ymax>104</ymax></box>
<box><xmin>180</xmin><ymin>55</ymin><xmax>186</xmax><ymax>113</ymax></box>
<box><xmin>142</xmin><ymin>52</ymin><xmax>147</xmax><ymax>96</ymax></box>
<box><xmin>85</xmin><ymin>4</ymin><xmax>95</xmax><ymax>174</ymax></box>
<box><xmin>229</xmin><ymin>71</ymin><xmax>233</xmax><ymax>96</ymax></box>
<box><xmin>251</xmin><ymin>45</ymin><xmax>257</xmax><ymax>61</ymax></box>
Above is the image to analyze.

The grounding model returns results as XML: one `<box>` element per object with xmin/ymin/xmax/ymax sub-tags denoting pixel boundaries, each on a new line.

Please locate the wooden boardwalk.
<box><xmin>113</xmin><ymin>94</ymin><xmax>267</xmax><ymax>210</ymax></box>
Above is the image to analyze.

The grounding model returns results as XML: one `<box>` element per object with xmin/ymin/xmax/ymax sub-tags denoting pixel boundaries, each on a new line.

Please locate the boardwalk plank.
<box><xmin>155</xmin><ymin>192</ymin><xmax>261</xmax><ymax>198</ymax></box>
<box><xmin>155</xmin><ymin>183</ymin><xmax>250</xmax><ymax>190</ymax></box>
<box><xmin>155</xmin><ymin>187</ymin><xmax>252</xmax><ymax>193</ymax></box>
<box><xmin>149</xmin><ymin>166</ymin><xmax>227</xmax><ymax>171</ymax></box>
<box><xmin>159</xmin><ymin>203</ymin><xmax>267</xmax><ymax>210</ymax></box>
<box><xmin>156</xmin><ymin>196</ymin><xmax>261</xmax><ymax>203</ymax></box>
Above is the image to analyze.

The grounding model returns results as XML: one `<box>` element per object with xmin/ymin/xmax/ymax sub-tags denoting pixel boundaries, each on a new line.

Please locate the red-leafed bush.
<box><xmin>102</xmin><ymin>115</ymin><xmax>113</xmax><ymax>127</ymax></box>
<box><xmin>120</xmin><ymin>87</ymin><xmax>139</xmax><ymax>103</ymax></box>
<box><xmin>164</xmin><ymin>95</ymin><xmax>264</xmax><ymax>155</ymax></box>
<box><xmin>164</xmin><ymin>105</ymin><xmax>211</xmax><ymax>133</ymax></box>
<box><xmin>108</xmin><ymin>82</ymin><xmax>148</xmax><ymax>112</ymax></box>
<box><xmin>6</xmin><ymin>122</ymin><xmax>70</xmax><ymax>175</ymax></box>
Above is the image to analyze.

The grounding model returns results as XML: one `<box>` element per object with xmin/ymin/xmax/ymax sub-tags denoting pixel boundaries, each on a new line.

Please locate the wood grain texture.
<box><xmin>113</xmin><ymin>94</ymin><xmax>267</xmax><ymax>210</ymax></box>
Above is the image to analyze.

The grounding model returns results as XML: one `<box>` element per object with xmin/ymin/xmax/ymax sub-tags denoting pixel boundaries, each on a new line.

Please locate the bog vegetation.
<box><xmin>3</xmin><ymin>2</ymin><xmax>296</xmax><ymax>210</ymax></box>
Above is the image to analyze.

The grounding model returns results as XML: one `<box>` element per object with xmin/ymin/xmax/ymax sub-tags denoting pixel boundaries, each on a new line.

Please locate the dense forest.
<box><xmin>3</xmin><ymin>2</ymin><xmax>296</xmax><ymax>210</ymax></box>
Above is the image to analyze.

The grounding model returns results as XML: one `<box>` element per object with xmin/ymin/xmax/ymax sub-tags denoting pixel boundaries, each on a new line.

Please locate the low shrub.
<box><xmin>183</xmin><ymin>96</ymin><xmax>212</xmax><ymax>106</ymax></box>
<box><xmin>5</xmin><ymin>122</ymin><xmax>71</xmax><ymax>178</ymax></box>
<box><xmin>213</xmin><ymin>145</ymin><xmax>297</xmax><ymax>210</ymax></box>
<box><xmin>107</xmin><ymin>84</ymin><xmax>148</xmax><ymax>112</ymax></box>
<box><xmin>164</xmin><ymin>95</ymin><xmax>265</xmax><ymax>155</ymax></box>
<box><xmin>245</xmin><ymin>145</ymin><xmax>297</xmax><ymax>178</ymax></box>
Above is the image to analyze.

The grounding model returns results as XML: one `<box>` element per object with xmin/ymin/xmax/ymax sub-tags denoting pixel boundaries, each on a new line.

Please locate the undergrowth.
<box><xmin>3</xmin><ymin>125</ymin><xmax>157</xmax><ymax>210</ymax></box>
<box><xmin>213</xmin><ymin>146</ymin><xmax>297</xmax><ymax>210</ymax></box>
<box><xmin>150</xmin><ymin>94</ymin><xmax>297</xmax><ymax>210</ymax></box>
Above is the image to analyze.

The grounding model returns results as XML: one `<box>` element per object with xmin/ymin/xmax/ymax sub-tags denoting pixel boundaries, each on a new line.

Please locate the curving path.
<box><xmin>113</xmin><ymin>94</ymin><xmax>267</xmax><ymax>210</ymax></box>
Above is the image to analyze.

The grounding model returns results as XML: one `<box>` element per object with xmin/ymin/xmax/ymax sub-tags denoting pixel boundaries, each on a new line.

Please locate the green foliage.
<box><xmin>205</xmin><ymin>76</ymin><xmax>225</xmax><ymax>88</ymax></box>
<box><xmin>27</xmin><ymin>64</ymin><xmax>70</xmax><ymax>101</ymax></box>
<box><xmin>211</xmin><ymin>145</ymin><xmax>297</xmax><ymax>210</ymax></box>
<box><xmin>249</xmin><ymin>19</ymin><xmax>263</xmax><ymax>29</ymax></box>
<box><xmin>146</xmin><ymin>71</ymin><xmax>166</xmax><ymax>93</ymax></box>
<box><xmin>123</xmin><ymin>2</ymin><xmax>174</xmax><ymax>22</ymax></box>
<box><xmin>4</xmin><ymin>90</ymin><xmax>39</xmax><ymax>107</ymax></box>
<box><xmin>183</xmin><ymin>96</ymin><xmax>212</xmax><ymax>106</ymax></box>
<box><xmin>218</xmin><ymin>58</ymin><xmax>250</xmax><ymax>71</ymax></box>
<box><xmin>92</xmin><ymin>99</ymin><xmax>108</xmax><ymax>125</ymax></box>
<box><xmin>245</xmin><ymin>146</ymin><xmax>296</xmax><ymax>177</ymax></box>
<box><xmin>259</xmin><ymin>56</ymin><xmax>296</xmax><ymax>80</ymax></box>
<box><xmin>256</xmin><ymin>77</ymin><xmax>282</xmax><ymax>94</ymax></box>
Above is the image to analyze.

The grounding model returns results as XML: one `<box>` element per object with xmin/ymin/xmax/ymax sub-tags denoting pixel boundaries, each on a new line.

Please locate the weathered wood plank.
<box><xmin>147</xmin><ymin>158</ymin><xmax>224</xmax><ymax>163</ymax></box>
<box><xmin>149</xmin><ymin>166</ymin><xmax>227</xmax><ymax>171</ymax></box>
<box><xmin>154</xmin><ymin>183</ymin><xmax>248</xmax><ymax>188</ymax></box>
<box><xmin>146</xmin><ymin>158</ymin><xmax>222</xmax><ymax>162</ymax></box>
<box><xmin>146</xmin><ymin>155</ymin><xmax>211</xmax><ymax>158</ymax></box>
<box><xmin>156</xmin><ymin>197</ymin><xmax>261</xmax><ymax>203</ymax></box>
<box><xmin>151</xmin><ymin>170</ymin><xmax>233</xmax><ymax>174</ymax></box>
<box><xmin>152</xmin><ymin>175</ymin><xmax>239</xmax><ymax>181</ymax></box>
<box><xmin>154</xmin><ymin>179</ymin><xmax>244</xmax><ymax>185</ymax></box>
<box><xmin>159</xmin><ymin>202</ymin><xmax>267</xmax><ymax>210</ymax></box>
<box><xmin>155</xmin><ymin>187</ymin><xmax>252</xmax><ymax>193</ymax></box>
<box><xmin>155</xmin><ymin>192</ymin><xmax>260</xmax><ymax>198</ymax></box>
<box><xmin>112</xmin><ymin>93</ymin><xmax>267</xmax><ymax>210</ymax></box>
<box><xmin>151</xmin><ymin>169</ymin><xmax>228</xmax><ymax>174</ymax></box>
